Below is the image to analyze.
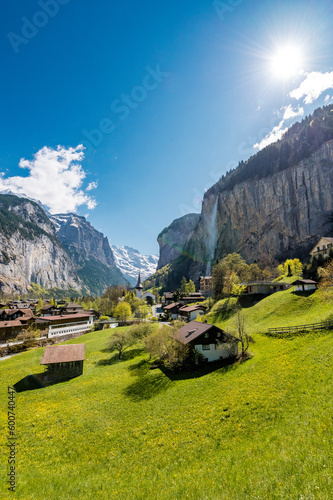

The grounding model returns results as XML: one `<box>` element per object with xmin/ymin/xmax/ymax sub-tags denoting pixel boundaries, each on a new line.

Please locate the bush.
<box><xmin>8</xmin><ymin>344</ymin><xmax>26</xmax><ymax>354</ymax></box>
<box><xmin>0</xmin><ymin>347</ymin><xmax>7</xmax><ymax>357</ymax></box>
<box><xmin>128</xmin><ymin>323</ymin><xmax>155</xmax><ymax>340</ymax></box>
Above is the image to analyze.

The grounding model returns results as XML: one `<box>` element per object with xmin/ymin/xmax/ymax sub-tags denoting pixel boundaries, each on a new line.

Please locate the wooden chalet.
<box><xmin>174</xmin><ymin>321</ymin><xmax>239</xmax><ymax>362</ymax></box>
<box><xmin>163</xmin><ymin>302</ymin><xmax>182</xmax><ymax>319</ymax></box>
<box><xmin>178</xmin><ymin>304</ymin><xmax>206</xmax><ymax>322</ymax></box>
<box><xmin>0</xmin><ymin>309</ymin><xmax>36</xmax><ymax>341</ymax></box>
<box><xmin>41</xmin><ymin>344</ymin><xmax>85</xmax><ymax>380</ymax></box>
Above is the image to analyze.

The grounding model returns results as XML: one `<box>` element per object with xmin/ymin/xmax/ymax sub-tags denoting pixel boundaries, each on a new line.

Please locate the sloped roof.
<box><xmin>174</xmin><ymin>321</ymin><xmax>238</xmax><ymax>345</ymax></box>
<box><xmin>41</xmin><ymin>313</ymin><xmax>92</xmax><ymax>322</ymax></box>
<box><xmin>164</xmin><ymin>302</ymin><xmax>181</xmax><ymax>311</ymax></box>
<box><xmin>41</xmin><ymin>344</ymin><xmax>85</xmax><ymax>364</ymax></box>
<box><xmin>293</xmin><ymin>279</ymin><xmax>317</xmax><ymax>285</ymax></box>
<box><xmin>179</xmin><ymin>305</ymin><xmax>206</xmax><ymax>313</ymax></box>
<box><xmin>0</xmin><ymin>319</ymin><xmax>26</xmax><ymax>328</ymax></box>
<box><xmin>310</xmin><ymin>237</ymin><xmax>333</xmax><ymax>253</ymax></box>
<box><xmin>174</xmin><ymin>322</ymin><xmax>216</xmax><ymax>344</ymax></box>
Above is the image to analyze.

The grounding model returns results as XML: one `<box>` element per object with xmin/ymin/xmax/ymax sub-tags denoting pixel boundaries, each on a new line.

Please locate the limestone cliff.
<box><xmin>186</xmin><ymin>139</ymin><xmax>333</xmax><ymax>280</ymax></box>
<box><xmin>50</xmin><ymin>213</ymin><xmax>116</xmax><ymax>267</ymax></box>
<box><xmin>0</xmin><ymin>195</ymin><xmax>80</xmax><ymax>294</ymax></box>
<box><xmin>157</xmin><ymin>213</ymin><xmax>200</xmax><ymax>269</ymax></box>
<box><xmin>50</xmin><ymin>213</ymin><xmax>129</xmax><ymax>294</ymax></box>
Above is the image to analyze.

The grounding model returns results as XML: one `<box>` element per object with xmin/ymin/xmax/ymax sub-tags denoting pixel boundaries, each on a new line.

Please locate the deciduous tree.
<box><xmin>114</xmin><ymin>302</ymin><xmax>132</xmax><ymax>324</ymax></box>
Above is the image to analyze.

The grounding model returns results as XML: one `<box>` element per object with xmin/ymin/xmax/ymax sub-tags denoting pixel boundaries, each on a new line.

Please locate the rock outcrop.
<box><xmin>157</xmin><ymin>213</ymin><xmax>200</xmax><ymax>269</ymax></box>
<box><xmin>50</xmin><ymin>213</ymin><xmax>129</xmax><ymax>295</ymax></box>
<box><xmin>50</xmin><ymin>213</ymin><xmax>116</xmax><ymax>267</ymax></box>
<box><xmin>186</xmin><ymin>139</ymin><xmax>333</xmax><ymax>281</ymax></box>
<box><xmin>0</xmin><ymin>195</ymin><xmax>80</xmax><ymax>294</ymax></box>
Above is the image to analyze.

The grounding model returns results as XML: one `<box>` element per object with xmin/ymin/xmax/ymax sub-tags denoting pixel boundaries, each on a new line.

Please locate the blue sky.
<box><xmin>1</xmin><ymin>0</ymin><xmax>333</xmax><ymax>255</ymax></box>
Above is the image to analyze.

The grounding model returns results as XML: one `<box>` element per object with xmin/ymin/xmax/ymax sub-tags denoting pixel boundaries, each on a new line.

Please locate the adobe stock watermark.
<box><xmin>7</xmin><ymin>0</ymin><xmax>71</xmax><ymax>54</ymax></box>
<box><xmin>81</xmin><ymin>65</ymin><xmax>169</xmax><ymax>156</ymax></box>
<box><xmin>178</xmin><ymin>160</ymin><xmax>238</xmax><ymax>216</ymax></box>
<box><xmin>213</xmin><ymin>0</ymin><xmax>244</xmax><ymax>22</ymax></box>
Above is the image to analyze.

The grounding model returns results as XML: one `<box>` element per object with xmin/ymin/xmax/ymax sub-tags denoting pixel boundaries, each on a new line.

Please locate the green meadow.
<box><xmin>1</xmin><ymin>289</ymin><xmax>333</xmax><ymax>499</ymax></box>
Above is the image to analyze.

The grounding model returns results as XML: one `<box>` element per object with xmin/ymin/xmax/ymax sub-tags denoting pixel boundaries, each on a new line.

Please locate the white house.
<box><xmin>178</xmin><ymin>304</ymin><xmax>206</xmax><ymax>322</ymax></box>
<box><xmin>174</xmin><ymin>321</ymin><xmax>239</xmax><ymax>363</ymax></box>
<box><xmin>41</xmin><ymin>314</ymin><xmax>94</xmax><ymax>338</ymax></box>
<box><xmin>293</xmin><ymin>279</ymin><xmax>317</xmax><ymax>292</ymax></box>
<box><xmin>310</xmin><ymin>237</ymin><xmax>333</xmax><ymax>258</ymax></box>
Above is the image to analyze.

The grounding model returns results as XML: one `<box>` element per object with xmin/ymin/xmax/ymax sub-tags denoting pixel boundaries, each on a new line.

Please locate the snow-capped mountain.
<box><xmin>111</xmin><ymin>245</ymin><xmax>158</xmax><ymax>285</ymax></box>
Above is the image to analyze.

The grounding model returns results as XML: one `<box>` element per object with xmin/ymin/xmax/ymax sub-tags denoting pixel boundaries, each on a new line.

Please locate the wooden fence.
<box><xmin>268</xmin><ymin>320</ymin><xmax>333</xmax><ymax>335</ymax></box>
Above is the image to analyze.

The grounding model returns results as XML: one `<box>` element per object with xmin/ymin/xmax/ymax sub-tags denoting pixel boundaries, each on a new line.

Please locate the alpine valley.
<box><xmin>0</xmin><ymin>196</ymin><xmax>158</xmax><ymax>296</ymax></box>
<box><xmin>148</xmin><ymin>105</ymin><xmax>333</xmax><ymax>290</ymax></box>
<box><xmin>1</xmin><ymin>105</ymin><xmax>333</xmax><ymax>296</ymax></box>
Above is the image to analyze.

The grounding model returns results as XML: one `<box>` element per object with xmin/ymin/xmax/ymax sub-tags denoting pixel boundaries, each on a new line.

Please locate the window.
<box><xmin>202</xmin><ymin>344</ymin><xmax>210</xmax><ymax>350</ymax></box>
<box><xmin>204</xmin><ymin>332</ymin><xmax>209</xmax><ymax>338</ymax></box>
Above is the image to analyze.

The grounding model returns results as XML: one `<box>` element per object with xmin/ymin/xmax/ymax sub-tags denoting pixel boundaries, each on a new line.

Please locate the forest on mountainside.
<box><xmin>207</xmin><ymin>104</ymin><xmax>333</xmax><ymax>196</ymax></box>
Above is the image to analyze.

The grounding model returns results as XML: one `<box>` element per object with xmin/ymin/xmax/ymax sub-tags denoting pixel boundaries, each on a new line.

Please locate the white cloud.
<box><xmin>289</xmin><ymin>71</ymin><xmax>333</xmax><ymax>104</ymax></box>
<box><xmin>282</xmin><ymin>104</ymin><xmax>304</xmax><ymax>120</ymax></box>
<box><xmin>253</xmin><ymin>105</ymin><xmax>304</xmax><ymax>151</ymax></box>
<box><xmin>86</xmin><ymin>181</ymin><xmax>98</xmax><ymax>191</ymax></box>
<box><xmin>0</xmin><ymin>145</ymin><xmax>97</xmax><ymax>214</ymax></box>
<box><xmin>253</xmin><ymin>120</ymin><xmax>288</xmax><ymax>150</ymax></box>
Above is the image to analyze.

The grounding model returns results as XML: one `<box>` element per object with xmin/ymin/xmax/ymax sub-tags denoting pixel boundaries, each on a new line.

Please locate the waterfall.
<box><xmin>205</xmin><ymin>197</ymin><xmax>218</xmax><ymax>275</ymax></box>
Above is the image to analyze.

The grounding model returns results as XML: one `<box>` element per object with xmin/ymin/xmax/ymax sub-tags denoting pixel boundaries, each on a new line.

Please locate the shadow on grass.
<box><xmin>96</xmin><ymin>348</ymin><xmax>145</xmax><ymax>366</ymax></box>
<box><xmin>292</xmin><ymin>289</ymin><xmax>316</xmax><ymax>297</ymax></box>
<box><xmin>159</xmin><ymin>356</ymin><xmax>241</xmax><ymax>381</ymax></box>
<box><xmin>14</xmin><ymin>373</ymin><xmax>81</xmax><ymax>392</ymax></box>
<box><xmin>127</xmin><ymin>359</ymin><xmax>151</xmax><ymax>377</ymax></box>
<box><xmin>124</xmin><ymin>371</ymin><xmax>173</xmax><ymax>401</ymax></box>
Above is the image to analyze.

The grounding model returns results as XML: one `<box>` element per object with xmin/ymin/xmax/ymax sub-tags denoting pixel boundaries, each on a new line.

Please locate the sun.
<box><xmin>270</xmin><ymin>44</ymin><xmax>304</xmax><ymax>79</ymax></box>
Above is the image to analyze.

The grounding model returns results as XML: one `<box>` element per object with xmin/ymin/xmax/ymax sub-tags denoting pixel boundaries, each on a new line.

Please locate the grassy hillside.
<box><xmin>207</xmin><ymin>287</ymin><xmax>333</xmax><ymax>335</ymax></box>
<box><xmin>1</xmin><ymin>309</ymin><xmax>332</xmax><ymax>499</ymax></box>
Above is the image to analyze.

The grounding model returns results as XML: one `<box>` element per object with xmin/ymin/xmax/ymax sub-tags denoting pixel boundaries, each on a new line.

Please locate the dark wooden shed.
<box><xmin>41</xmin><ymin>344</ymin><xmax>85</xmax><ymax>380</ymax></box>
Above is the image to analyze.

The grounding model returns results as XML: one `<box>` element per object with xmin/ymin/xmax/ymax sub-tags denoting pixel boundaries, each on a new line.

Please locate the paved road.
<box><xmin>152</xmin><ymin>304</ymin><xmax>163</xmax><ymax>318</ymax></box>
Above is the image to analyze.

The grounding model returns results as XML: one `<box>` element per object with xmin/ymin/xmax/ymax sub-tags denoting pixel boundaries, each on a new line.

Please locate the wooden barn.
<box><xmin>40</xmin><ymin>344</ymin><xmax>85</xmax><ymax>380</ymax></box>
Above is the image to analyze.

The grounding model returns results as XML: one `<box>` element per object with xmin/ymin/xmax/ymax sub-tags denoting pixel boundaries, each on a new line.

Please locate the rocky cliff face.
<box><xmin>157</xmin><ymin>213</ymin><xmax>200</xmax><ymax>269</ymax></box>
<box><xmin>50</xmin><ymin>214</ymin><xmax>116</xmax><ymax>267</ymax></box>
<box><xmin>0</xmin><ymin>195</ymin><xmax>80</xmax><ymax>294</ymax></box>
<box><xmin>50</xmin><ymin>213</ymin><xmax>129</xmax><ymax>295</ymax></box>
<box><xmin>186</xmin><ymin>140</ymin><xmax>333</xmax><ymax>280</ymax></box>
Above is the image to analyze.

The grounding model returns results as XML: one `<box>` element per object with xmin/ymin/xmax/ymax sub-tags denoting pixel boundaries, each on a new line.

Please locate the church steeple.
<box><xmin>136</xmin><ymin>272</ymin><xmax>143</xmax><ymax>291</ymax></box>
<box><xmin>135</xmin><ymin>272</ymin><xmax>143</xmax><ymax>299</ymax></box>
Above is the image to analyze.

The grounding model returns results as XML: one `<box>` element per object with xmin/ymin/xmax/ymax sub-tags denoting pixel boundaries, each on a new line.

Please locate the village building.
<box><xmin>163</xmin><ymin>302</ymin><xmax>182</xmax><ymax>319</ymax></box>
<box><xmin>174</xmin><ymin>321</ymin><xmax>239</xmax><ymax>363</ymax></box>
<box><xmin>293</xmin><ymin>279</ymin><xmax>317</xmax><ymax>292</ymax></box>
<box><xmin>40</xmin><ymin>305</ymin><xmax>59</xmax><ymax>316</ymax></box>
<box><xmin>178</xmin><ymin>304</ymin><xmax>206</xmax><ymax>322</ymax></box>
<box><xmin>199</xmin><ymin>276</ymin><xmax>213</xmax><ymax>295</ymax></box>
<box><xmin>40</xmin><ymin>314</ymin><xmax>94</xmax><ymax>339</ymax></box>
<box><xmin>310</xmin><ymin>237</ymin><xmax>333</xmax><ymax>258</ymax></box>
<box><xmin>163</xmin><ymin>291</ymin><xmax>205</xmax><ymax>306</ymax></box>
<box><xmin>0</xmin><ymin>309</ymin><xmax>36</xmax><ymax>341</ymax></box>
<box><xmin>60</xmin><ymin>302</ymin><xmax>85</xmax><ymax>315</ymax></box>
<box><xmin>181</xmin><ymin>293</ymin><xmax>205</xmax><ymax>304</ymax></box>
<box><xmin>41</xmin><ymin>344</ymin><xmax>85</xmax><ymax>380</ymax></box>
<box><xmin>242</xmin><ymin>281</ymin><xmax>290</xmax><ymax>295</ymax></box>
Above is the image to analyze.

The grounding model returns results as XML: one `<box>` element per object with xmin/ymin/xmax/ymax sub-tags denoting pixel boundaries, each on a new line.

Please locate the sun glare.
<box><xmin>270</xmin><ymin>45</ymin><xmax>303</xmax><ymax>79</ymax></box>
